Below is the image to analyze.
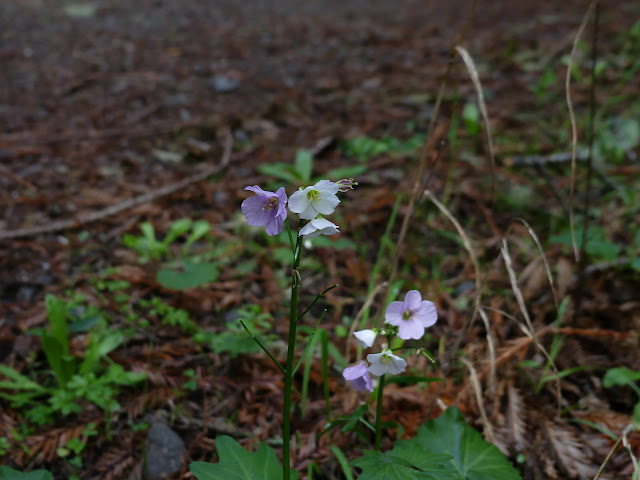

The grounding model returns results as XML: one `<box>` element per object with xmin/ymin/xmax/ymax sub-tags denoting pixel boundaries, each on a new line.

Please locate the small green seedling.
<box><xmin>259</xmin><ymin>148</ymin><xmax>367</xmax><ymax>188</ymax></box>
<box><xmin>603</xmin><ymin>367</ymin><xmax>640</xmax><ymax>428</ymax></box>
<box><xmin>0</xmin><ymin>295</ymin><xmax>146</xmax><ymax>426</ymax></box>
<box><xmin>123</xmin><ymin>218</ymin><xmax>211</xmax><ymax>263</ymax></box>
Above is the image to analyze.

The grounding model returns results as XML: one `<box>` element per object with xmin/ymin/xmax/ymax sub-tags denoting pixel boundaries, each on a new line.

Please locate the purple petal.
<box><xmin>241</xmin><ymin>196</ymin><xmax>274</xmax><ymax>226</ymax></box>
<box><xmin>350</xmin><ymin>373</ymin><xmax>373</xmax><ymax>393</ymax></box>
<box><xmin>384</xmin><ymin>301</ymin><xmax>404</xmax><ymax>326</ymax></box>
<box><xmin>265</xmin><ymin>215</ymin><xmax>285</xmax><ymax>236</ymax></box>
<box><xmin>245</xmin><ymin>185</ymin><xmax>271</xmax><ymax>197</ymax></box>
<box><xmin>397</xmin><ymin>319</ymin><xmax>424</xmax><ymax>340</ymax></box>
<box><xmin>415</xmin><ymin>300</ymin><xmax>438</xmax><ymax>328</ymax></box>
<box><xmin>342</xmin><ymin>361</ymin><xmax>368</xmax><ymax>381</ymax></box>
<box><xmin>403</xmin><ymin>290</ymin><xmax>422</xmax><ymax>311</ymax></box>
<box><xmin>275</xmin><ymin>187</ymin><xmax>288</xmax><ymax>209</ymax></box>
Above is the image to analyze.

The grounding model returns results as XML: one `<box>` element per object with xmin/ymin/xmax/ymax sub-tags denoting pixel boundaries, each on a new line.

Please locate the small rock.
<box><xmin>145</xmin><ymin>423</ymin><xmax>185</xmax><ymax>480</ymax></box>
<box><xmin>209</xmin><ymin>74</ymin><xmax>239</xmax><ymax>93</ymax></box>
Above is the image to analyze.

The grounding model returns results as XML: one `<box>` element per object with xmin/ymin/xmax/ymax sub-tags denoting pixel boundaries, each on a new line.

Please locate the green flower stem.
<box><xmin>375</xmin><ymin>374</ymin><xmax>386</xmax><ymax>451</ymax></box>
<box><xmin>283</xmin><ymin>235</ymin><xmax>302</xmax><ymax>480</ymax></box>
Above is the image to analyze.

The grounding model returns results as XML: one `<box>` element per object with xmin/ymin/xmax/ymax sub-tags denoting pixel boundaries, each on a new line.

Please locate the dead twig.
<box><xmin>0</xmin><ymin>130</ymin><xmax>233</xmax><ymax>241</ymax></box>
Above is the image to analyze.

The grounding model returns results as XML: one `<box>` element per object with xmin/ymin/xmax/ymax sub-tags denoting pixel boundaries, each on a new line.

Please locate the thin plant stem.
<box><xmin>375</xmin><ymin>374</ymin><xmax>386</xmax><ymax>451</ymax></box>
<box><xmin>240</xmin><ymin>320</ymin><xmax>285</xmax><ymax>374</ymax></box>
<box><xmin>297</xmin><ymin>284</ymin><xmax>338</xmax><ymax>322</ymax></box>
<box><xmin>283</xmin><ymin>235</ymin><xmax>302</xmax><ymax>480</ymax></box>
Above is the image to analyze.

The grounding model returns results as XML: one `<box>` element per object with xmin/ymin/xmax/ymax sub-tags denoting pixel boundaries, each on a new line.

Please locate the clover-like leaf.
<box><xmin>190</xmin><ymin>435</ymin><xmax>298</xmax><ymax>480</ymax></box>
<box><xmin>157</xmin><ymin>261</ymin><xmax>219</xmax><ymax>290</ymax></box>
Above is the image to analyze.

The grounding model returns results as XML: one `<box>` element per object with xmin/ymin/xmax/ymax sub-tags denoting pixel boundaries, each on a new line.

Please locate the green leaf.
<box><xmin>351</xmin><ymin>450</ymin><xmax>455</xmax><ymax>480</ymax></box>
<box><xmin>164</xmin><ymin>218</ymin><xmax>193</xmax><ymax>246</ymax></box>
<box><xmin>157</xmin><ymin>261</ymin><xmax>219</xmax><ymax>290</ymax></box>
<box><xmin>257</xmin><ymin>163</ymin><xmax>300</xmax><ymax>183</ymax></box>
<box><xmin>0</xmin><ymin>466</ymin><xmax>54</xmax><ymax>480</ymax></box>
<box><xmin>45</xmin><ymin>295</ymin><xmax>68</xmax><ymax>354</ymax></box>
<box><xmin>189</xmin><ymin>435</ymin><xmax>298</xmax><ymax>480</ymax></box>
<box><xmin>0</xmin><ymin>365</ymin><xmax>47</xmax><ymax>392</ymax></box>
<box><xmin>324</xmin><ymin>404</ymin><xmax>374</xmax><ymax>435</ymax></box>
<box><xmin>184</xmin><ymin>220</ymin><xmax>211</xmax><ymax>250</ymax></box>
<box><xmin>603</xmin><ymin>367</ymin><xmax>640</xmax><ymax>388</ymax></box>
<box><xmin>79</xmin><ymin>329</ymin><xmax>124</xmax><ymax>375</ymax></box>
<box><xmin>294</xmin><ymin>149</ymin><xmax>313</xmax><ymax>182</ymax></box>
<box><xmin>41</xmin><ymin>333</ymin><xmax>75</xmax><ymax>388</ymax></box>
<box><xmin>401</xmin><ymin>407</ymin><xmax>522</xmax><ymax>480</ymax></box>
<box><xmin>325</xmin><ymin>164</ymin><xmax>367</xmax><ymax>180</ymax></box>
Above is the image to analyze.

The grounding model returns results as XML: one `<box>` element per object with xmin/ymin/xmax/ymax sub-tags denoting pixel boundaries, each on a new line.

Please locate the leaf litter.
<box><xmin>1</xmin><ymin>0</ymin><xmax>639</xmax><ymax>479</ymax></box>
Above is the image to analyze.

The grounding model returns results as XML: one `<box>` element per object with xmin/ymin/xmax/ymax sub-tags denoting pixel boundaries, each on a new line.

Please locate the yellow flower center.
<box><xmin>307</xmin><ymin>189</ymin><xmax>320</xmax><ymax>204</ymax></box>
<box><xmin>402</xmin><ymin>309</ymin><xmax>414</xmax><ymax>321</ymax></box>
<box><xmin>262</xmin><ymin>197</ymin><xmax>278</xmax><ymax>211</ymax></box>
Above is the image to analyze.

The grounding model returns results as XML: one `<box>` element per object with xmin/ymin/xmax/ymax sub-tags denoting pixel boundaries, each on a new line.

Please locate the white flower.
<box><xmin>354</xmin><ymin>329</ymin><xmax>377</xmax><ymax>348</ymax></box>
<box><xmin>288</xmin><ymin>180</ymin><xmax>340</xmax><ymax>220</ymax></box>
<box><xmin>367</xmin><ymin>350</ymin><xmax>407</xmax><ymax>376</ymax></box>
<box><xmin>299</xmin><ymin>218</ymin><xmax>339</xmax><ymax>239</ymax></box>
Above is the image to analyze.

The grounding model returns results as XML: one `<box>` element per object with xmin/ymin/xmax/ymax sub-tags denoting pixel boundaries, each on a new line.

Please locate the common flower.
<box><xmin>288</xmin><ymin>180</ymin><xmax>340</xmax><ymax>220</ymax></box>
<box><xmin>298</xmin><ymin>217</ymin><xmax>339</xmax><ymax>239</ymax></box>
<box><xmin>241</xmin><ymin>185</ymin><xmax>288</xmax><ymax>236</ymax></box>
<box><xmin>367</xmin><ymin>350</ymin><xmax>407</xmax><ymax>376</ymax></box>
<box><xmin>385</xmin><ymin>290</ymin><xmax>437</xmax><ymax>340</ymax></box>
<box><xmin>342</xmin><ymin>361</ymin><xmax>373</xmax><ymax>392</ymax></box>
<box><xmin>354</xmin><ymin>329</ymin><xmax>377</xmax><ymax>348</ymax></box>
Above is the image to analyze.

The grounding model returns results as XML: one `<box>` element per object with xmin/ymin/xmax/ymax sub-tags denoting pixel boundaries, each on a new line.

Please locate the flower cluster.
<box><xmin>342</xmin><ymin>290</ymin><xmax>437</xmax><ymax>392</ymax></box>
<box><xmin>241</xmin><ymin>179</ymin><xmax>355</xmax><ymax>238</ymax></box>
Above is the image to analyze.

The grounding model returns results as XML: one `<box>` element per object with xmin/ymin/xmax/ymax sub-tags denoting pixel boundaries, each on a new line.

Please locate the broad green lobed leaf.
<box><xmin>190</xmin><ymin>435</ymin><xmax>298</xmax><ymax>480</ymax></box>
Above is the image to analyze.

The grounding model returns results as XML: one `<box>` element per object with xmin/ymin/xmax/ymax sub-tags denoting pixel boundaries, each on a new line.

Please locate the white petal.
<box><xmin>387</xmin><ymin>354</ymin><xmax>407</xmax><ymax>374</ymax></box>
<box><xmin>313</xmin><ymin>180</ymin><xmax>339</xmax><ymax>195</ymax></box>
<box><xmin>354</xmin><ymin>330</ymin><xmax>377</xmax><ymax>348</ymax></box>
<box><xmin>298</xmin><ymin>222</ymin><xmax>320</xmax><ymax>239</ymax></box>
<box><xmin>288</xmin><ymin>190</ymin><xmax>309</xmax><ymax>214</ymax></box>
<box><xmin>313</xmin><ymin>195</ymin><xmax>340</xmax><ymax>215</ymax></box>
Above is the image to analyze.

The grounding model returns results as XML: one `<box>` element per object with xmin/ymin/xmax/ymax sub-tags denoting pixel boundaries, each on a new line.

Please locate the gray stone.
<box><xmin>145</xmin><ymin>423</ymin><xmax>185</xmax><ymax>480</ymax></box>
<box><xmin>209</xmin><ymin>75</ymin><xmax>239</xmax><ymax>93</ymax></box>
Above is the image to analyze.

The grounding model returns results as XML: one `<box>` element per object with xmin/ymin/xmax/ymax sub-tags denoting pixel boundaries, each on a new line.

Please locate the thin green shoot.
<box><xmin>329</xmin><ymin>445</ymin><xmax>354</xmax><ymax>480</ymax></box>
<box><xmin>320</xmin><ymin>329</ymin><xmax>332</xmax><ymax>421</ymax></box>
<box><xmin>535</xmin><ymin>296</ymin><xmax>571</xmax><ymax>394</ymax></box>
<box><xmin>361</xmin><ymin>195</ymin><xmax>401</xmax><ymax>329</ymax></box>
<box><xmin>240</xmin><ymin>320</ymin><xmax>285</xmax><ymax>374</ymax></box>
<box><xmin>300</xmin><ymin>324</ymin><xmax>322</xmax><ymax>417</ymax></box>
<box><xmin>297</xmin><ymin>284</ymin><xmax>339</xmax><ymax>322</ymax></box>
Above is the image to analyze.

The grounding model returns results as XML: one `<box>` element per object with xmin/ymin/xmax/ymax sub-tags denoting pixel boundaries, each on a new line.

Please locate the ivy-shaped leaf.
<box><xmin>0</xmin><ymin>467</ymin><xmax>54</xmax><ymax>480</ymax></box>
<box><xmin>351</xmin><ymin>449</ymin><xmax>456</xmax><ymax>480</ymax></box>
<box><xmin>190</xmin><ymin>435</ymin><xmax>298</xmax><ymax>480</ymax></box>
<box><xmin>352</xmin><ymin>407</ymin><xmax>521</xmax><ymax>480</ymax></box>
<box><xmin>402</xmin><ymin>407</ymin><xmax>522</xmax><ymax>480</ymax></box>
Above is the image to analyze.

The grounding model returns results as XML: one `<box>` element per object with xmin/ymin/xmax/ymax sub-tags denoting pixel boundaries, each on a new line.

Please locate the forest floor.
<box><xmin>1</xmin><ymin>0</ymin><xmax>640</xmax><ymax>479</ymax></box>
